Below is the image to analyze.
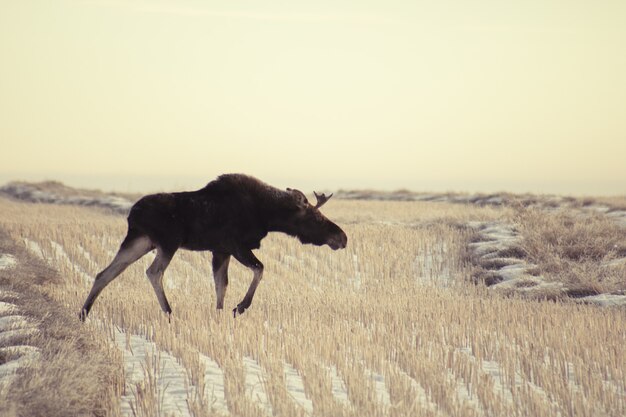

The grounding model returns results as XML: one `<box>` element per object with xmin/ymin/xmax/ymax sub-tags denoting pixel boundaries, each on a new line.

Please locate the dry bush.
<box><xmin>516</xmin><ymin>208</ymin><xmax>626</xmax><ymax>294</ymax></box>
<box><xmin>585</xmin><ymin>196</ymin><xmax>626</xmax><ymax>211</ymax></box>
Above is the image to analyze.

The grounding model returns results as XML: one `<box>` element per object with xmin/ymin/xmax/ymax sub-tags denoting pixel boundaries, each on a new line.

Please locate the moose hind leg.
<box><xmin>146</xmin><ymin>247</ymin><xmax>175</xmax><ymax>315</ymax></box>
<box><xmin>80</xmin><ymin>235</ymin><xmax>153</xmax><ymax>320</ymax></box>
<box><xmin>212</xmin><ymin>252</ymin><xmax>230</xmax><ymax>310</ymax></box>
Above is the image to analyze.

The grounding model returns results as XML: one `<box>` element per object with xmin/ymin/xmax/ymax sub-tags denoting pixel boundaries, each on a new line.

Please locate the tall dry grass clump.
<box><xmin>517</xmin><ymin>208</ymin><xmax>626</xmax><ymax>294</ymax></box>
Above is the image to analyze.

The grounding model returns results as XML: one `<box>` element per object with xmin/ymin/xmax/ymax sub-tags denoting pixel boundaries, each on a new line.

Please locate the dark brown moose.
<box><xmin>79</xmin><ymin>174</ymin><xmax>347</xmax><ymax>319</ymax></box>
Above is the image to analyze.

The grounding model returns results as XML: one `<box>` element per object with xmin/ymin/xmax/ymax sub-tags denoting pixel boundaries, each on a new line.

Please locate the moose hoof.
<box><xmin>232</xmin><ymin>304</ymin><xmax>247</xmax><ymax>317</ymax></box>
<box><xmin>78</xmin><ymin>309</ymin><xmax>88</xmax><ymax>322</ymax></box>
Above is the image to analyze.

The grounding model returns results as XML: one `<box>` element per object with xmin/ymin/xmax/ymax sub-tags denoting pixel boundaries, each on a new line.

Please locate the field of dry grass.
<box><xmin>0</xmin><ymin>193</ymin><xmax>624</xmax><ymax>416</ymax></box>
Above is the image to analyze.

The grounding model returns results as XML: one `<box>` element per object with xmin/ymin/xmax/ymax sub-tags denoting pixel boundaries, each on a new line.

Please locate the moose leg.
<box><xmin>232</xmin><ymin>250</ymin><xmax>264</xmax><ymax>317</ymax></box>
<box><xmin>146</xmin><ymin>246</ymin><xmax>176</xmax><ymax>315</ymax></box>
<box><xmin>212</xmin><ymin>252</ymin><xmax>231</xmax><ymax>310</ymax></box>
<box><xmin>80</xmin><ymin>234</ymin><xmax>153</xmax><ymax>320</ymax></box>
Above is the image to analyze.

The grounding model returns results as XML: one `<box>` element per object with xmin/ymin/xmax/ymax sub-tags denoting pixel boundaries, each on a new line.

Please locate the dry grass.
<box><xmin>516</xmin><ymin>209</ymin><xmax>626</xmax><ymax>294</ymax></box>
<box><xmin>0</xmin><ymin>196</ymin><xmax>624</xmax><ymax>417</ymax></box>
<box><xmin>582</xmin><ymin>196</ymin><xmax>626</xmax><ymax>211</ymax></box>
<box><xmin>0</xmin><ymin>229</ymin><xmax>123</xmax><ymax>417</ymax></box>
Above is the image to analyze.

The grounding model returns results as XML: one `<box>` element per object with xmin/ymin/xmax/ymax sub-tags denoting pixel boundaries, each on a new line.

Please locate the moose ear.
<box><xmin>286</xmin><ymin>188</ymin><xmax>309</xmax><ymax>208</ymax></box>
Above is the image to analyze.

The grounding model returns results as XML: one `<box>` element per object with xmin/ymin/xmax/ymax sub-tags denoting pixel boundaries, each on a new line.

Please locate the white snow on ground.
<box><xmin>446</xmin><ymin>370</ymin><xmax>484</xmax><ymax>415</ymax></box>
<box><xmin>76</xmin><ymin>244</ymin><xmax>97</xmax><ymax>269</ymax></box>
<box><xmin>0</xmin><ymin>287</ymin><xmax>41</xmax><ymax>389</ymax></box>
<box><xmin>575</xmin><ymin>294</ymin><xmax>626</xmax><ymax>307</ymax></box>
<box><xmin>605</xmin><ymin>210</ymin><xmax>626</xmax><ymax>227</ymax></box>
<box><xmin>392</xmin><ymin>366</ymin><xmax>440</xmax><ymax>414</ymax></box>
<box><xmin>283</xmin><ymin>362</ymin><xmax>313</xmax><ymax>413</ymax></box>
<box><xmin>456</xmin><ymin>347</ymin><xmax>517</xmax><ymax>404</ymax></box>
<box><xmin>366</xmin><ymin>369</ymin><xmax>391</xmax><ymax>408</ymax></box>
<box><xmin>328</xmin><ymin>365</ymin><xmax>350</xmax><ymax>407</ymax></box>
<box><xmin>0</xmin><ymin>301</ymin><xmax>17</xmax><ymax>316</ymax></box>
<box><xmin>50</xmin><ymin>241</ymin><xmax>92</xmax><ymax>286</ymax></box>
<box><xmin>23</xmin><ymin>239</ymin><xmax>45</xmax><ymax>260</ymax></box>
<box><xmin>0</xmin><ymin>254</ymin><xmax>17</xmax><ymax>270</ymax></box>
<box><xmin>198</xmin><ymin>353</ymin><xmax>229</xmax><ymax>414</ymax></box>
<box><xmin>0</xmin><ymin>327</ymin><xmax>38</xmax><ymax>345</ymax></box>
<box><xmin>0</xmin><ymin>315</ymin><xmax>31</xmax><ymax>331</ymax></box>
<box><xmin>243</xmin><ymin>356</ymin><xmax>272</xmax><ymax>415</ymax></box>
<box><xmin>0</xmin><ymin>345</ymin><xmax>40</xmax><ymax>384</ymax></box>
<box><xmin>112</xmin><ymin>328</ymin><xmax>192</xmax><ymax>417</ymax></box>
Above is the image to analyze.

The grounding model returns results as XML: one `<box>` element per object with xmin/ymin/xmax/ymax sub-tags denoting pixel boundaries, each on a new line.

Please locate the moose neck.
<box><xmin>264</xmin><ymin>207</ymin><xmax>299</xmax><ymax>236</ymax></box>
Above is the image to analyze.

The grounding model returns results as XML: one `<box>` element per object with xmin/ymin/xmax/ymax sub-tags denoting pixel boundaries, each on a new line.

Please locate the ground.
<box><xmin>0</xmin><ymin>183</ymin><xmax>624</xmax><ymax>417</ymax></box>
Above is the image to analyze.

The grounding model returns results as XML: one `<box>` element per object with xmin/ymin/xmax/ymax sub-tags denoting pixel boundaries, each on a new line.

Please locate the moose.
<box><xmin>79</xmin><ymin>174</ymin><xmax>347</xmax><ymax>320</ymax></box>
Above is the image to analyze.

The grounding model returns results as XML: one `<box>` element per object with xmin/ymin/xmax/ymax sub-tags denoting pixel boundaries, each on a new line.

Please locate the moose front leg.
<box><xmin>232</xmin><ymin>249</ymin><xmax>264</xmax><ymax>317</ymax></box>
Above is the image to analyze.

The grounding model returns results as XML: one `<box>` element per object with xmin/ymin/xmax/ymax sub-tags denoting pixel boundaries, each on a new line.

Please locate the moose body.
<box><xmin>80</xmin><ymin>174</ymin><xmax>347</xmax><ymax>319</ymax></box>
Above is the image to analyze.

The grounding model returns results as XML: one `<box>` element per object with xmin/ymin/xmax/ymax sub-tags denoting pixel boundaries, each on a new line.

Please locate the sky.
<box><xmin>1</xmin><ymin>0</ymin><xmax>625</xmax><ymax>195</ymax></box>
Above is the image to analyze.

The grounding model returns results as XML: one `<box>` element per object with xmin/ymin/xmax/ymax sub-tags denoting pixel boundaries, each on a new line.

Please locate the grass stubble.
<box><xmin>0</xmin><ymin>195</ymin><xmax>624</xmax><ymax>416</ymax></box>
<box><xmin>0</xmin><ymin>227</ymin><xmax>123</xmax><ymax>417</ymax></box>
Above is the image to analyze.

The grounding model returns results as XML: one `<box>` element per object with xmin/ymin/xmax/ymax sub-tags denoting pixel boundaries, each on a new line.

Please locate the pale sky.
<box><xmin>1</xmin><ymin>0</ymin><xmax>625</xmax><ymax>195</ymax></box>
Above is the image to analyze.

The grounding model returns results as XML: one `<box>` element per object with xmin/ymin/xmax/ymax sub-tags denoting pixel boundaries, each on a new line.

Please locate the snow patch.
<box><xmin>0</xmin><ymin>346</ymin><xmax>40</xmax><ymax>382</ymax></box>
<box><xmin>0</xmin><ymin>299</ymin><xmax>40</xmax><ymax>388</ymax></box>
<box><xmin>0</xmin><ymin>302</ymin><xmax>17</xmax><ymax>315</ymax></box>
<box><xmin>283</xmin><ymin>362</ymin><xmax>313</xmax><ymax>413</ymax></box>
<box><xmin>243</xmin><ymin>356</ymin><xmax>272</xmax><ymax>415</ymax></box>
<box><xmin>328</xmin><ymin>365</ymin><xmax>350</xmax><ymax>407</ymax></box>
<box><xmin>199</xmin><ymin>353</ymin><xmax>229</xmax><ymax>414</ymax></box>
<box><xmin>366</xmin><ymin>369</ymin><xmax>391</xmax><ymax>407</ymax></box>
<box><xmin>0</xmin><ymin>254</ymin><xmax>17</xmax><ymax>271</ymax></box>
<box><xmin>469</xmin><ymin>221</ymin><xmax>546</xmax><ymax>288</ymax></box>
<box><xmin>112</xmin><ymin>328</ymin><xmax>192</xmax><ymax>417</ymax></box>
<box><xmin>24</xmin><ymin>239</ymin><xmax>45</xmax><ymax>260</ymax></box>
<box><xmin>393</xmin><ymin>367</ymin><xmax>439</xmax><ymax>412</ymax></box>
<box><xmin>0</xmin><ymin>315</ymin><xmax>32</xmax><ymax>332</ymax></box>
<box><xmin>50</xmin><ymin>240</ymin><xmax>93</xmax><ymax>286</ymax></box>
<box><xmin>575</xmin><ymin>293</ymin><xmax>626</xmax><ymax>307</ymax></box>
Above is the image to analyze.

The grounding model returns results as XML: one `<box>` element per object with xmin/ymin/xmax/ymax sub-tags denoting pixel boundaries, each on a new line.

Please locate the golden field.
<box><xmin>0</xmin><ymin>195</ymin><xmax>624</xmax><ymax>417</ymax></box>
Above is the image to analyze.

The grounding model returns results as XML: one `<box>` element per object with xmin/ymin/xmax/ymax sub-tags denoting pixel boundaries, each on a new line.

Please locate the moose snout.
<box><xmin>327</xmin><ymin>230</ymin><xmax>348</xmax><ymax>250</ymax></box>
